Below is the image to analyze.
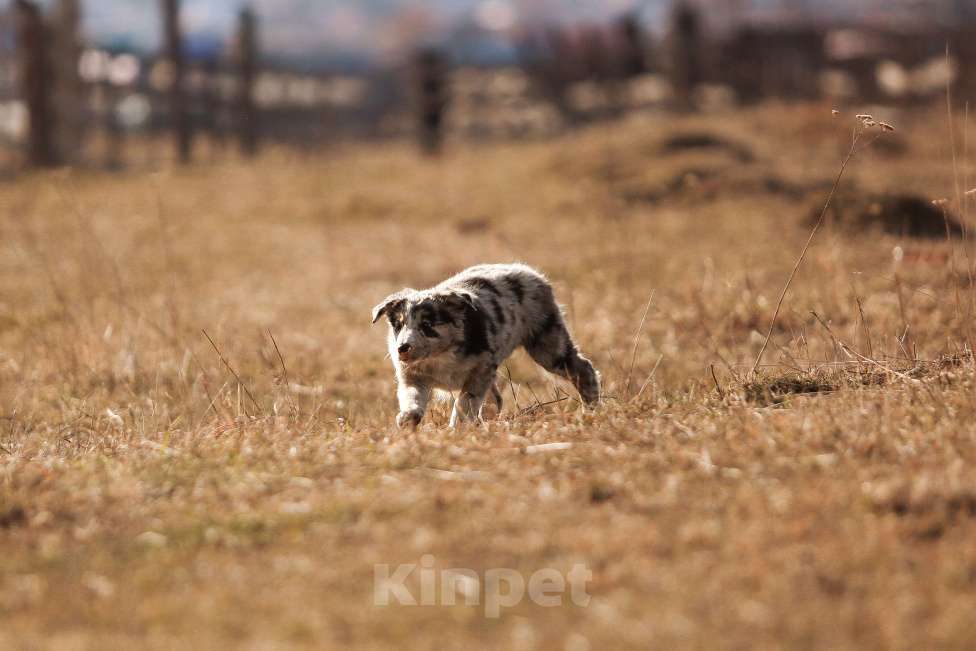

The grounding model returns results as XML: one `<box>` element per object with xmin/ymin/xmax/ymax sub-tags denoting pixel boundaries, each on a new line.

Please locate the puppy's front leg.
<box><xmin>450</xmin><ymin>366</ymin><xmax>496</xmax><ymax>427</ymax></box>
<box><xmin>397</xmin><ymin>383</ymin><xmax>431</xmax><ymax>429</ymax></box>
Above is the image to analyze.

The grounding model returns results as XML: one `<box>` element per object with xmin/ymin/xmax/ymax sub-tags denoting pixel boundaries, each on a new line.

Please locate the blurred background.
<box><xmin>4</xmin><ymin>7</ymin><xmax>976</xmax><ymax>647</ymax></box>
<box><xmin>0</xmin><ymin>0</ymin><xmax>974</xmax><ymax>173</ymax></box>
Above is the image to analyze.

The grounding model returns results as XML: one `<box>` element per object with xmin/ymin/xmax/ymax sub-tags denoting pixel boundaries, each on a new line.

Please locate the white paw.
<box><xmin>449</xmin><ymin>409</ymin><xmax>481</xmax><ymax>428</ymax></box>
<box><xmin>396</xmin><ymin>411</ymin><xmax>423</xmax><ymax>429</ymax></box>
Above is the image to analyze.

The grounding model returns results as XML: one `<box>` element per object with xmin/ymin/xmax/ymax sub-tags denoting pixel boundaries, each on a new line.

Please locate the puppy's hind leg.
<box><xmin>479</xmin><ymin>378</ymin><xmax>504</xmax><ymax>420</ymax></box>
<box><xmin>491</xmin><ymin>380</ymin><xmax>503</xmax><ymax>413</ymax></box>
<box><xmin>525</xmin><ymin>312</ymin><xmax>600</xmax><ymax>405</ymax></box>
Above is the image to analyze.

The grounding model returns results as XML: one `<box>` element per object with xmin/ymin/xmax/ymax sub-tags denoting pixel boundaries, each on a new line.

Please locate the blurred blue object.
<box><xmin>184</xmin><ymin>32</ymin><xmax>223</xmax><ymax>62</ymax></box>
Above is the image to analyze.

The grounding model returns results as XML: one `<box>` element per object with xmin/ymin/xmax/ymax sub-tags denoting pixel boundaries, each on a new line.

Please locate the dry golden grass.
<box><xmin>2</xmin><ymin>103</ymin><xmax>976</xmax><ymax>649</ymax></box>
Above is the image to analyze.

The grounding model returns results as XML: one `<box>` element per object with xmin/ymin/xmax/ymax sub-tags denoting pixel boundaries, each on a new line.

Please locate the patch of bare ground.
<box><xmin>815</xmin><ymin>191</ymin><xmax>966</xmax><ymax>239</ymax></box>
<box><xmin>742</xmin><ymin>353</ymin><xmax>971</xmax><ymax>405</ymax></box>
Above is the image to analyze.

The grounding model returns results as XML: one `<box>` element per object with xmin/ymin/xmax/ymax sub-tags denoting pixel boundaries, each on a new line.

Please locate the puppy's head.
<box><xmin>372</xmin><ymin>290</ymin><xmax>474</xmax><ymax>364</ymax></box>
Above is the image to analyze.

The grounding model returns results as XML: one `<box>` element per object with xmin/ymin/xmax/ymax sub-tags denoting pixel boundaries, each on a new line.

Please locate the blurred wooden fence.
<box><xmin>2</xmin><ymin>1</ymin><xmax>976</xmax><ymax>175</ymax></box>
<box><xmin>0</xmin><ymin>0</ymin><xmax>391</xmax><ymax>174</ymax></box>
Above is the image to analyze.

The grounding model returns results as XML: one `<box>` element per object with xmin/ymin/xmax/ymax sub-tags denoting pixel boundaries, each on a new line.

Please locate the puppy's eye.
<box><xmin>421</xmin><ymin>321</ymin><xmax>438</xmax><ymax>337</ymax></box>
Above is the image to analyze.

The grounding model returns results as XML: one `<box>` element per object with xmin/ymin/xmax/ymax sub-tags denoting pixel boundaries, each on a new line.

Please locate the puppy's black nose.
<box><xmin>398</xmin><ymin>343</ymin><xmax>412</xmax><ymax>355</ymax></box>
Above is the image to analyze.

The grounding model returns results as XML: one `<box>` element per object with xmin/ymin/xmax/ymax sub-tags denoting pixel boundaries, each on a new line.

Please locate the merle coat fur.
<box><xmin>371</xmin><ymin>263</ymin><xmax>600</xmax><ymax>427</ymax></box>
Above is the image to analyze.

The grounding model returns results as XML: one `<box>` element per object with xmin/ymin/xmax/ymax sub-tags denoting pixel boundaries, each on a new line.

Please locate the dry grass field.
<box><xmin>2</xmin><ymin>103</ymin><xmax>976</xmax><ymax>649</ymax></box>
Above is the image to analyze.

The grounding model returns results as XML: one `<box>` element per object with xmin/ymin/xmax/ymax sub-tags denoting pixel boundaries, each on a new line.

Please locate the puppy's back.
<box><xmin>437</xmin><ymin>264</ymin><xmax>558</xmax><ymax>345</ymax></box>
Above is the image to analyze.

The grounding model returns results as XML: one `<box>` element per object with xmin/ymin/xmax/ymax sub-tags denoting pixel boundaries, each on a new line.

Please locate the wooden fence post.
<box><xmin>101</xmin><ymin>71</ymin><xmax>124</xmax><ymax>170</ymax></box>
<box><xmin>53</xmin><ymin>0</ymin><xmax>82</xmax><ymax>165</ymax></box>
<box><xmin>670</xmin><ymin>2</ymin><xmax>703</xmax><ymax>109</ymax></box>
<box><xmin>201</xmin><ymin>58</ymin><xmax>225</xmax><ymax>156</ymax></box>
<box><xmin>237</xmin><ymin>8</ymin><xmax>258</xmax><ymax>157</ymax></box>
<box><xmin>162</xmin><ymin>0</ymin><xmax>191</xmax><ymax>164</ymax></box>
<box><xmin>412</xmin><ymin>47</ymin><xmax>449</xmax><ymax>155</ymax></box>
<box><xmin>618</xmin><ymin>14</ymin><xmax>649</xmax><ymax>78</ymax></box>
<box><xmin>15</xmin><ymin>0</ymin><xmax>58</xmax><ymax>167</ymax></box>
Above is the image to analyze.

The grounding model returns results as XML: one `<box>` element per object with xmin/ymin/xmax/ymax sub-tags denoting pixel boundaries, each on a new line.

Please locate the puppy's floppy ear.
<box><xmin>435</xmin><ymin>291</ymin><xmax>478</xmax><ymax>318</ymax></box>
<box><xmin>371</xmin><ymin>289</ymin><xmax>415</xmax><ymax>324</ymax></box>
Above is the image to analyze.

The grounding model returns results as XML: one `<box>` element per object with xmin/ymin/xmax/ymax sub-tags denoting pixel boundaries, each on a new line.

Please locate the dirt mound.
<box><xmin>660</xmin><ymin>132</ymin><xmax>755</xmax><ymax>162</ymax></box>
<box><xmin>742</xmin><ymin>354</ymin><xmax>970</xmax><ymax>407</ymax></box>
<box><xmin>744</xmin><ymin>375</ymin><xmax>836</xmax><ymax>406</ymax></box>
<box><xmin>619</xmin><ymin>167</ymin><xmax>816</xmax><ymax>205</ymax></box>
<box><xmin>868</xmin><ymin>134</ymin><xmax>910</xmax><ymax>158</ymax></box>
<box><xmin>815</xmin><ymin>193</ymin><xmax>965</xmax><ymax>239</ymax></box>
<box><xmin>618</xmin><ymin>167</ymin><xmax>721</xmax><ymax>205</ymax></box>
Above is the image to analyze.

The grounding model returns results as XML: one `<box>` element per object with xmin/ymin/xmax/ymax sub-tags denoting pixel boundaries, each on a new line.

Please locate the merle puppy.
<box><xmin>372</xmin><ymin>263</ymin><xmax>600</xmax><ymax>428</ymax></box>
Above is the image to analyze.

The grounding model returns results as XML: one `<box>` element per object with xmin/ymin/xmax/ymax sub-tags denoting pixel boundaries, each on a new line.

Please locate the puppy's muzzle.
<box><xmin>397</xmin><ymin>343</ymin><xmax>413</xmax><ymax>362</ymax></box>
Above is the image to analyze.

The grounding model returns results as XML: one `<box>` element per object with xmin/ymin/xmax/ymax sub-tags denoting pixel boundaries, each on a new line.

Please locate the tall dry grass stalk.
<box><xmin>752</xmin><ymin>114</ymin><xmax>891</xmax><ymax>375</ymax></box>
